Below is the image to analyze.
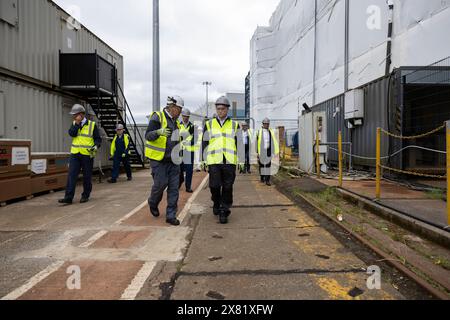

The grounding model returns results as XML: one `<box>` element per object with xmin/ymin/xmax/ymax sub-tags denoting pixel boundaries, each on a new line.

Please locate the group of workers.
<box><xmin>58</xmin><ymin>96</ymin><xmax>279</xmax><ymax>226</ymax></box>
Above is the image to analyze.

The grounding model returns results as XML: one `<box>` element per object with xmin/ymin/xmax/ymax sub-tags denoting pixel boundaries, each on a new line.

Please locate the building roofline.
<box><xmin>48</xmin><ymin>0</ymin><xmax>123</xmax><ymax>58</ymax></box>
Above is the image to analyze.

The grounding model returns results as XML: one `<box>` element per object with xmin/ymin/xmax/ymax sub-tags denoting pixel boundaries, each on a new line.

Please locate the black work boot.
<box><xmin>58</xmin><ymin>198</ymin><xmax>73</xmax><ymax>205</ymax></box>
<box><xmin>150</xmin><ymin>207</ymin><xmax>160</xmax><ymax>217</ymax></box>
<box><xmin>166</xmin><ymin>218</ymin><xmax>180</xmax><ymax>226</ymax></box>
<box><xmin>219</xmin><ymin>213</ymin><xmax>228</xmax><ymax>224</ymax></box>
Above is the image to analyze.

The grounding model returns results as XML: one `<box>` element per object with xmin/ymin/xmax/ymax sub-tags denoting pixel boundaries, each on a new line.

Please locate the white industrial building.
<box><xmin>250</xmin><ymin>0</ymin><xmax>450</xmax><ymax>173</ymax></box>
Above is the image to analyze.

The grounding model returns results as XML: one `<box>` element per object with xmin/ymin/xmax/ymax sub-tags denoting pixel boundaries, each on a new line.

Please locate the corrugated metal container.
<box><xmin>0</xmin><ymin>78</ymin><xmax>112</xmax><ymax>169</ymax></box>
<box><xmin>312</xmin><ymin>76</ymin><xmax>391</xmax><ymax>169</ymax></box>
<box><xmin>0</xmin><ymin>0</ymin><xmax>123</xmax><ymax>88</ymax></box>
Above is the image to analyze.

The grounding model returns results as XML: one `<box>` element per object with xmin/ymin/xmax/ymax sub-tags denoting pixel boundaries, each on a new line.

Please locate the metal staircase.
<box><xmin>59</xmin><ymin>52</ymin><xmax>146</xmax><ymax>167</ymax></box>
<box><xmin>87</xmin><ymin>82</ymin><xmax>145</xmax><ymax>167</ymax></box>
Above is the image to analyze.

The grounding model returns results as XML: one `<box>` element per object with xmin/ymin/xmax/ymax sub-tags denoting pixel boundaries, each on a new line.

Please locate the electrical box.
<box><xmin>345</xmin><ymin>89</ymin><xmax>365</xmax><ymax>121</ymax></box>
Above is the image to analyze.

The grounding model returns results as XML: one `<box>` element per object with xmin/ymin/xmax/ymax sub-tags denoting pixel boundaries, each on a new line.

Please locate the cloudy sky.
<box><xmin>54</xmin><ymin>0</ymin><xmax>280</xmax><ymax>123</ymax></box>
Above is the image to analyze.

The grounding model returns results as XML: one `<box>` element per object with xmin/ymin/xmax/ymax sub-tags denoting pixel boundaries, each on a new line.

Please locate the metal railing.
<box><xmin>116</xmin><ymin>81</ymin><xmax>146</xmax><ymax>163</ymax></box>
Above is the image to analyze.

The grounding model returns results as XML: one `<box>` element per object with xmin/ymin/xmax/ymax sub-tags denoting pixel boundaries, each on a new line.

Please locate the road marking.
<box><xmin>178</xmin><ymin>175</ymin><xmax>209</xmax><ymax>224</ymax></box>
<box><xmin>114</xmin><ymin>201</ymin><xmax>148</xmax><ymax>226</ymax></box>
<box><xmin>1</xmin><ymin>261</ymin><xmax>65</xmax><ymax>301</ymax></box>
<box><xmin>120</xmin><ymin>261</ymin><xmax>157</xmax><ymax>300</ymax></box>
<box><xmin>79</xmin><ymin>230</ymin><xmax>108</xmax><ymax>248</ymax></box>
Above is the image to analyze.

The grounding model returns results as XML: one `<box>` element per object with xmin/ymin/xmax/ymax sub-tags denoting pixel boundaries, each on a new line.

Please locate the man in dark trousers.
<box><xmin>108</xmin><ymin>124</ymin><xmax>132</xmax><ymax>183</ymax></box>
<box><xmin>240</xmin><ymin>121</ymin><xmax>253</xmax><ymax>174</ymax></box>
<box><xmin>59</xmin><ymin>104</ymin><xmax>102</xmax><ymax>205</ymax></box>
<box><xmin>256</xmin><ymin>118</ymin><xmax>279</xmax><ymax>187</ymax></box>
<box><xmin>145</xmin><ymin>96</ymin><xmax>183</xmax><ymax>226</ymax></box>
<box><xmin>202</xmin><ymin>96</ymin><xmax>244</xmax><ymax>224</ymax></box>
<box><xmin>179</xmin><ymin>109</ymin><xmax>197</xmax><ymax>193</ymax></box>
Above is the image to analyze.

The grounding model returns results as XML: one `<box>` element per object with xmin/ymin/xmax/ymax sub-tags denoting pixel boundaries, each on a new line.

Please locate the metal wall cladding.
<box><xmin>0</xmin><ymin>78</ymin><xmax>112</xmax><ymax>168</ymax></box>
<box><xmin>313</xmin><ymin>76</ymin><xmax>390</xmax><ymax>169</ymax></box>
<box><xmin>0</xmin><ymin>0</ymin><xmax>124</xmax><ymax>87</ymax></box>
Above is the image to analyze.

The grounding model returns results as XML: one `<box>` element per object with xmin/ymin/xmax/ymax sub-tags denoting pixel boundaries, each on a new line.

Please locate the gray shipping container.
<box><xmin>0</xmin><ymin>0</ymin><xmax>125</xmax><ymax>169</ymax></box>
<box><xmin>311</xmin><ymin>76</ymin><xmax>391</xmax><ymax>169</ymax></box>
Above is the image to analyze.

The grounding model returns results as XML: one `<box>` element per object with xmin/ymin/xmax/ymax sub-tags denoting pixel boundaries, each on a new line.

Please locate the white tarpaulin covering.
<box><xmin>250</xmin><ymin>0</ymin><xmax>450</xmax><ymax>126</ymax></box>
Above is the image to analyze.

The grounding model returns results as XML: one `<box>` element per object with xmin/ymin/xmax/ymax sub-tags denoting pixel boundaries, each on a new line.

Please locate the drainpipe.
<box><xmin>152</xmin><ymin>0</ymin><xmax>161</xmax><ymax>112</ymax></box>
<box><xmin>312</xmin><ymin>0</ymin><xmax>318</xmax><ymax>106</ymax></box>
<box><xmin>385</xmin><ymin>0</ymin><xmax>394</xmax><ymax>75</ymax></box>
<box><xmin>344</xmin><ymin>0</ymin><xmax>349</xmax><ymax>92</ymax></box>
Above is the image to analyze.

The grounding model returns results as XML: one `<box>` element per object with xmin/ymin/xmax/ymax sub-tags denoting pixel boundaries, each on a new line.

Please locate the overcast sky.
<box><xmin>54</xmin><ymin>0</ymin><xmax>280</xmax><ymax>123</ymax></box>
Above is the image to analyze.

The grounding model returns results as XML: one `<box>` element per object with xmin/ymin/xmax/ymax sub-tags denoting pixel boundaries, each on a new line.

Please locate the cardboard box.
<box><xmin>0</xmin><ymin>174</ymin><xmax>32</xmax><ymax>203</ymax></box>
<box><xmin>31</xmin><ymin>172</ymin><xmax>67</xmax><ymax>194</ymax></box>
<box><xmin>0</xmin><ymin>140</ymin><xmax>31</xmax><ymax>175</ymax></box>
<box><xmin>31</xmin><ymin>153</ymin><xmax>70</xmax><ymax>176</ymax></box>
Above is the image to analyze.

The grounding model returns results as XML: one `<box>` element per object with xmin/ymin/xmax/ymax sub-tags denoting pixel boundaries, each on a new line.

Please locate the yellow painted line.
<box><xmin>315</xmin><ymin>277</ymin><xmax>354</xmax><ymax>300</ymax></box>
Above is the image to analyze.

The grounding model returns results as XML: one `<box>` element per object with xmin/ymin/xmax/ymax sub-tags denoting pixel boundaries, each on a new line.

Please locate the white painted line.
<box><xmin>178</xmin><ymin>175</ymin><xmax>209</xmax><ymax>224</ymax></box>
<box><xmin>79</xmin><ymin>230</ymin><xmax>108</xmax><ymax>248</ymax></box>
<box><xmin>120</xmin><ymin>261</ymin><xmax>157</xmax><ymax>300</ymax></box>
<box><xmin>114</xmin><ymin>201</ymin><xmax>148</xmax><ymax>226</ymax></box>
<box><xmin>1</xmin><ymin>261</ymin><xmax>65</xmax><ymax>301</ymax></box>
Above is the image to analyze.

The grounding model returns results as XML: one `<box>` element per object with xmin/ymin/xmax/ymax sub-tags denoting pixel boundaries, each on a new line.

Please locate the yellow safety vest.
<box><xmin>257</xmin><ymin>128</ymin><xmax>280</xmax><ymax>156</ymax></box>
<box><xmin>145</xmin><ymin>112</ymin><xmax>180</xmax><ymax>161</ymax></box>
<box><xmin>205</xmin><ymin>118</ymin><xmax>239</xmax><ymax>165</ymax></box>
<box><xmin>180</xmin><ymin>123</ymin><xmax>197</xmax><ymax>153</ymax></box>
<box><xmin>71</xmin><ymin>120</ymin><xmax>96</xmax><ymax>156</ymax></box>
<box><xmin>111</xmin><ymin>134</ymin><xmax>130</xmax><ymax>157</ymax></box>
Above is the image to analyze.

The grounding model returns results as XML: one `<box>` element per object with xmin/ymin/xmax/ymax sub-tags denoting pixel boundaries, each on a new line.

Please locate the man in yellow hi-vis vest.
<box><xmin>108</xmin><ymin>124</ymin><xmax>132</xmax><ymax>184</ymax></box>
<box><xmin>59</xmin><ymin>104</ymin><xmax>102</xmax><ymax>205</ymax></box>
<box><xmin>145</xmin><ymin>96</ymin><xmax>183</xmax><ymax>226</ymax></box>
<box><xmin>202</xmin><ymin>96</ymin><xmax>244</xmax><ymax>224</ymax></box>
<box><xmin>256</xmin><ymin>118</ymin><xmax>280</xmax><ymax>187</ymax></box>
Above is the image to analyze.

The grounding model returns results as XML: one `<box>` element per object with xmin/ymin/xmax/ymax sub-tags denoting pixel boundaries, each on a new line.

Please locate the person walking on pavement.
<box><xmin>202</xmin><ymin>96</ymin><xmax>244</xmax><ymax>224</ymax></box>
<box><xmin>179</xmin><ymin>109</ymin><xmax>197</xmax><ymax>193</ymax></box>
<box><xmin>240</xmin><ymin>121</ymin><xmax>253</xmax><ymax>174</ymax></box>
<box><xmin>145</xmin><ymin>96</ymin><xmax>184</xmax><ymax>226</ymax></box>
<box><xmin>59</xmin><ymin>104</ymin><xmax>102</xmax><ymax>205</ymax></box>
<box><xmin>256</xmin><ymin>118</ymin><xmax>279</xmax><ymax>187</ymax></box>
<box><xmin>108</xmin><ymin>124</ymin><xmax>132</xmax><ymax>184</ymax></box>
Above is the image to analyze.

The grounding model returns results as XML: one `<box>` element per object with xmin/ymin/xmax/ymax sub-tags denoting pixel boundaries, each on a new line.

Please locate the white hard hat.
<box><xmin>215</xmin><ymin>96</ymin><xmax>231</xmax><ymax>107</ymax></box>
<box><xmin>70</xmin><ymin>104</ymin><xmax>86</xmax><ymax>115</ymax></box>
<box><xmin>167</xmin><ymin>96</ymin><xmax>184</xmax><ymax>108</ymax></box>
<box><xmin>116</xmin><ymin>124</ymin><xmax>125</xmax><ymax>131</ymax></box>
<box><xmin>182</xmin><ymin>109</ymin><xmax>191</xmax><ymax>117</ymax></box>
<box><xmin>241</xmin><ymin>121</ymin><xmax>248</xmax><ymax>127</ymax></box>
<box><xmin>262</xmin><ymin>118</ymin><xmax>270</xmax><ymax>125</ymax></box>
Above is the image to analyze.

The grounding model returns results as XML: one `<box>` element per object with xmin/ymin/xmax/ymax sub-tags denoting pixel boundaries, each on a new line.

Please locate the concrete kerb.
<box><xmin>337</xmin><ymin>188</ymin><xmax>450</xmax><ymax>249</ymax></box>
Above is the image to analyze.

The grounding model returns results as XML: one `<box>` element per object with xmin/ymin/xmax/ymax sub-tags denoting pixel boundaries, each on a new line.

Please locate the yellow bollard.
<box><xmin>376</xmin><ymin>127</ymin><xmax>381</xmax><ymax>199</ymax></box>
<box><xmin>338</xmin><ymin>131</ymin><xmax>343</xmax><ymax>188</ymax></box>
<box><xmin>316</xmin><ymin>123</ymin><xmax>320</xmax><ymax>178</ymax></box>
<box><xmin>447</xmin><ymin>121</ymin><xmax>450</xmax><ymax>226</ymax></box>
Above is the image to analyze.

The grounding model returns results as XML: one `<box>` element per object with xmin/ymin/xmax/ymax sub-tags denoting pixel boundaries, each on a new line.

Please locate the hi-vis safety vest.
<box><xmin>205</xmin><ymin>119</ymin><xmax>239</xmax><ymax>165</ymax></box>
<box><xmin>145</xmin><ymin>111</ymin><xmax>181</xmax><ymax>161</ymax></box>
<box><xmin>111</xmin><ymin>134</ymin><xmax>130</xmax><ymax>157</ymax></box>
<box><xmin>180</xmin><ymin>123</ymin><xmax>197</xmax><ymax>153</ymax></box>
<box><xmin>257</xmin><ymin>128</ymin><xmax>280</xmax><ymax>156</ymax></box>
<box><xmin>71</xmin><ymin>120</ymin><xmax>96</xmax><ymax>156</ymax></box>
